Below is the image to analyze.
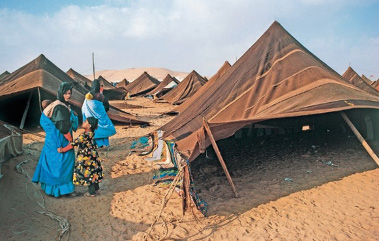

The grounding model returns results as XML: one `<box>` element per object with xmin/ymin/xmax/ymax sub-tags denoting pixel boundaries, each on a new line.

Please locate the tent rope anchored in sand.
<box><xmin>136</xmin><ymin>21</ymin><xmax>379</xmax><ymax>217</ymax></box>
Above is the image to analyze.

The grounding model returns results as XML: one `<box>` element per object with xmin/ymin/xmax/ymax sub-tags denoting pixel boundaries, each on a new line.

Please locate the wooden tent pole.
<box><xmin>20</xmin><ymin>91</ymin><xmax>33</xmax><ymax>129</ymax></box>
<box><xmin>203</xmin><ymin>118</ymin><xmax>238</xmax><ymax>198</ymax></box>
<box><xmin>340</xmin><ymin>111</ymin><xmax>379</xmax><ymax>166</ymax></box>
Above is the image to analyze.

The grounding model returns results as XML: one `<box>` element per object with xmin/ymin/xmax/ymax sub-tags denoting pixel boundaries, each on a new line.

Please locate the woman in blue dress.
<box><xmin>32</xmin><ymin>82</ymin><xmax>78</xmax><ymax>197</ymax></box>
<box><xmin>81</xmin><ymin>79</ymin><xmax>116</xmax><ymax>147</ymax></box>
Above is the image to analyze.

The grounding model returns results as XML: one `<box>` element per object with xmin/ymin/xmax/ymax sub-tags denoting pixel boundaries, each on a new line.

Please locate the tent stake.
<box><xmin>203</xmin><ymin>118</ymin><xmax>238</xmax><ymax>198</ymax></box>
<box><xmin>20</xmin><ymin>91</ymin><xmax>33</xmax><ymax>129</ymax></box>
<box><xmin>340</xmin><ymin>111</ymin><xmax>379</xmax><ymax>166</ymax></box>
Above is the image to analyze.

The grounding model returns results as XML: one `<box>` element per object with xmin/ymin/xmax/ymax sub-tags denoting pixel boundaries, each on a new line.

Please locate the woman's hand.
<box><xmin>57</xmin><ymin>147</ymin><xmax>62</xmax><ymax>153</ymax></box>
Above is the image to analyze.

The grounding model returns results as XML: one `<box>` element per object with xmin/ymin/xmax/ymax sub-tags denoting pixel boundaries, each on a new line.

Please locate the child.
<box><xmin>58</xmin><ymin>117</ymin><xmax>103</xmax><ymax>196</ymax></box>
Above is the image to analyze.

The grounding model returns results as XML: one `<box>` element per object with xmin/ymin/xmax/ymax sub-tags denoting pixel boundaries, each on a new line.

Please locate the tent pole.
<box><xmin>340</xmin><ymin>111</ymin><xmax>379</xmax><ymax>166</ymax></box>
<box><xmin>203</xmin><ymin>118</ymin><xmax>238</xmax><ymax>198</ymax></box>
<box><xmin>20</xmin><ymin>91</ymin><xmax>33</xmax><ymax>129</ymax></box>
<box><xmin>37</xmin><ymin>87</ymin><xmax>42</xmax><ymax>114</ymax></box>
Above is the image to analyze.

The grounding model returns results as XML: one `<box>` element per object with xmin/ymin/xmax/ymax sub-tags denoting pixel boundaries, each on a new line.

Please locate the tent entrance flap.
<box><xmin>203</xmin><ymin>118</ymin><xmax>238</xmax><ymax>198</ymax></box>
<box><xmin>340</xmin><ymin>111</ymin><xmax>379</xmax><ymax>166</ymax></box>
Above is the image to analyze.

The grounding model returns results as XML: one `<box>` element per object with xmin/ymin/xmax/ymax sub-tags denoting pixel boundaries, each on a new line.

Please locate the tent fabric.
<box><xmin>125</xmin><ymin>71</ymin><xmax>160</xmax><ymax>97</ymax></box>
<box><xmin>160</xmin><ymin>70</ymin><xmax>206</xmax><ymax>105</ymax></box>
<box><xmin>116</xmin><ymin>78</ymin><xmax>129</xmax><ymax>90</ymax></box>
<box><xmin>160</xmin><ymin>21</ymin><xmax>379</xmax><ymax>161</ymax></box>
<box><xmin>97</xmin><ymin>75</ymin><xmax>126</xmax><ymax>100</ymax></box>
<box><xmin>342</xmin><ymin>67</ymin><xmax>379</xmax><ymax>96</ymax></box>
<box><xmin>146</xmin><ymin>74</ymin><xmax>180</xmax><ymax>96</ymax></box>
<box><xmin>0</xmin><ymin>121</ymin><xmax>23</xmax><ymax>179</ymax></box>
<box><xmin>0</xmin><ymin>54</ymin><xmax>147</xmax><ymax>125</ymax></box>
<box><xmin>172</xmin><ymin>61</ymin><xmax>231</xmax><ymax>114</ymax></box>
<box><xmin>66</xmin><ymin>68</ymin><xmax>92</xmax><ymax>89</ymax></box>
<box><xmin>0</xmin><ymin>71</ymin><xmax>10</xmax><ymax>81</ymax></box>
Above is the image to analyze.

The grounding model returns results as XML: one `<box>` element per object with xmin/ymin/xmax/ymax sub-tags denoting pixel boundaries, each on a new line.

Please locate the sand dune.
<box><xmin>86</xmin><ymin>67</ymin><xmax>189</xmax><ymax>82</ymax></box>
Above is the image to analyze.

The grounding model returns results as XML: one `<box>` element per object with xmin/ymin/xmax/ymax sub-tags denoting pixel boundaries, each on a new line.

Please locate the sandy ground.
<box><xmin>0</xmin><ymin>97</ymin><xmax>378</xmax><ymax>241</ymax></box>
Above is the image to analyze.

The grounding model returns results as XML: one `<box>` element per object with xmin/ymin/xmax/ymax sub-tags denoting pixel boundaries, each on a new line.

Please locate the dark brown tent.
<box><xmin>0</xmin><ymin>71</ymin><xmax>10</xmax><ymax>81</ymax></box>
<box><xmin>342</xmin><ymin>67</ymin><xmax>379</xmax><ymax>96</ymax></box>
<box><xmin>160</xmin><ymin>70</ymin><xmax>206</xmax><ymax>105</ymax></box>
<box><xmin>116</xmin><ymin>78</ymin><xmax>129</xmax><ymax>90</ymax></box>
<box><xmin>0</xmin><ymin>54</ymin><xmax>148</xmax><ymax>128</ymax></box>
<box><xmin>97</xmin><ymin>75</ymin><xmax>126</xmax><ymax>100</ymax></box>
<box><xmin>372</xmin><ymin>80</ymin><xmax>379</xmax><ymax>91</ymax></box>
<box><xmin>66</xmin><ymin>68</ymin><xmax>92</xmax><ymax>90</ymax></box>
<box><xmin>146</xmin><ymin>74</ymin><xmax>179</xmax><ymax>97</ymax></box>
<box><xmin>125</xmin><ymin>71</ymin><xmax>160</xmax><ymax>97</ymax></box>
<box><xmin>160</xmin><ymin>21</ymin><xmax>379</xmax><ymax>162</ymax></box>
<box><xmin>171</xmin><ymin>61</ymin><xmax>231</xmax><ymax>114</ymax></box>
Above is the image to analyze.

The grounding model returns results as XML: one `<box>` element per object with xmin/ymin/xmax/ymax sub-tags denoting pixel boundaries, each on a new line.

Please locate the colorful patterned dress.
<box><xmin>72</xmin><ymin>131</ymin><xmax>103</xmax><ymax>186</ymax></box>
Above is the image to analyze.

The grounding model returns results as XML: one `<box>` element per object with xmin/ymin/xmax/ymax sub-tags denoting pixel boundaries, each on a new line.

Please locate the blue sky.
<box><xmin>0</xmin><ymin>0</ymin><xmax>378</xmax><ymax>80</ymax></box>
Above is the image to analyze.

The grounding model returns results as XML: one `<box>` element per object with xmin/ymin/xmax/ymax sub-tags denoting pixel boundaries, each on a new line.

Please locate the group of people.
<box><xmin>32</xmin><ymin>79</ymin><xmax>116</xmax><ymax>197</ymax></box>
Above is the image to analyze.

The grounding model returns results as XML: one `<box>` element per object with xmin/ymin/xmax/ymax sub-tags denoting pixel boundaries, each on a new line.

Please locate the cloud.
<box><xmin>0</xmin><ymin>0</ymin><xmax>378</xmax><ymax>78</ymax></box>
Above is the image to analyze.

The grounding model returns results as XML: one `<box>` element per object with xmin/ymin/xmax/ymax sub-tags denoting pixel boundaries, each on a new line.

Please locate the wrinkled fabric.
<box><xmin>32</xmin><ymin>113</ymin><xmax>75</xmax><ymax>197</ymax></box>
<box><xmin>82</xmin><ymin>99</ymin><xmax>116</xmax><ymax>147</ymax></box>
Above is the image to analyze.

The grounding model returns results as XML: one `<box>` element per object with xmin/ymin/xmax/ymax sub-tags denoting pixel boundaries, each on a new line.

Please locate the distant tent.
<box><xmin>342</xmin><ymin>67</ymin><xmax>379</xmax><ymax>96</ymax></box>
<box><xmin>0</xmin><ymin>120</ymin><xmax>23</xmax><ymax>179</ymax></box>
<box><xmin>171</xmin><ymin>61</ymin><xmax>231</xmax><ymax>114</ymax></box>
<box><xmin>116</xmin><ymin>78</ymin><xmax>129</xmax><ymax>90</ymax></box>
<box><xmin>159</xmin><ymin>21</ymin><xmax>379</xmax><ymax>162</ymax></box>
<box><xmin>125</xmin><ymin>71</ymin><xmax>160</xmax><ymax>97</ymax></box>
<box><xmin>146</xmin><ymin>74</ymin><xmax>180</xmax><ymax>98</ymax></box>
<box><xmin>0</xmin><ymin>71</ymin><xmax>10</xmax><ymax>81</ymax></box>
<box><xmin>97</xmin><ymin>75</ymin><xmax>126</xmax><ymax>100</ymax></box>
<box><xmin>66</xmin><ymin>68</ymin><xmax>92</xmax><ymax>90</ymax></box>
<box><xmin>0</xmin><ymin>54</ymin><xmax>148</xmax><ymax>128</ymax></box>
<box><xmin>372</xmin><ymin>80</ymin><xmax>379</xmax><ymax>91</ymax></box>
<box><xmin>160</xmin><ymin>70</ymin><xmax>206</xmax><ymax>105</ymax></box>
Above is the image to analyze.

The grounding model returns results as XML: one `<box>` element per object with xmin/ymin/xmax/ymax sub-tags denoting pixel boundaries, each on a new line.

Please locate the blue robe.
<box><xmin>32</xmin><ymin>112</ymin><xmax>77</xmax><ymax>197</ymax></box>
<box><xmin>81</xmin><ymin>99</ymin><xmax>116</xmax><ymax>147</ymax></box>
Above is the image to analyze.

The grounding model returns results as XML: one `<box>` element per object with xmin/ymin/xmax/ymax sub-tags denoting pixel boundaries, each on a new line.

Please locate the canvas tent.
<box><xmin>125</xmin><ymin>71</ymin><xmax>160</xmax><ymax>97</ymax></box>
<box><xmin>0</xmin><ymin>120</ymin><xmax>23</xmax><ymax>180</ymax></box>
<box><xmin>342</xmin><ymin>67</ymin><xmax>379</xmax><ymax>96</ymax></box>
<box><xmin>116</xmin><ymin>78</ymin><xmax>129</xmax><ymax>90</ymax></box>
<box><xmin>66</xmin><ymin>68</ymin><xmax>92</xmax><ymax>90</ymax></box>
<box><xmin>160</xmin><ymin>70</ymin><xmax>206</xmax><ymax>105</ymax></box>
<box><xmin>159</xmin><ymin>21</ymin><xmax>379</xmax><ymax>163</ymax></box>
<box><xmin>97</xmin><ymin>75</ymin><xmax>126</xmax><ymax>100</ymax></box>
<box><xmin>0</xmin><ymin>54</ymin><xmax>148</xmax><ymax>128</ymax></box>
<box><xmin>171</xmin><ymin>61</ymin><xmax>231</xmax><ymax>114</ymax></box>
<box><xmin>0</xmin><ymin>71</ymin><xmax>10</xmax><ymax>81</ymax></box>
<box><xmin>146</xmin><ymin>74</ymin><xmax>180</xmax><ymax>98</ymax></box>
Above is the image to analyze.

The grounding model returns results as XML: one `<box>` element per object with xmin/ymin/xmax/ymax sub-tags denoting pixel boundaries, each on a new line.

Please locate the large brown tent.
<box><xmin>0</xmin><ymin>54</ymin><xmax>148</xmax><ymax>128</ymax></box>
<box><xmin>160</xmin><ymin>70</ymin><xmax>206</xmax><ymax>105</ymax></box>
<box><xmin>160</xmin><ymin>21</ymin><xmax>379</xmax><ymax>162</ymax></box>
<box><xmin>146</xmin><ymin>74</ymin><xmax>179</xmax><ymax>97</ymax></box>
<box><xmin>66</xmin><ymin>68</ymin><xmax>92</xmax><ymax>90</ymax></box>
<box><xmin>342</xmin><ymin>67</ymin><xmax>378</xmax><ymax>96</ymax></box>
<box><xmin>125</xmin><ymin>71</ymin><xmax>160</xmax><ymax>97</ymax></box>
<box><xmin>171</xmin><ymin>61</ymin><xmax>231</xmax><ymax>114</ymax></box>
<box><xmin>97</xmin><ymin>75</ymin><xmax>126</xmax><ymax>100</ymax></box>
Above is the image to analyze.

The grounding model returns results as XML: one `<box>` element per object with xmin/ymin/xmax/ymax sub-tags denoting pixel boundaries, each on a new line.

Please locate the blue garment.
<box><xmin>32</xmin><ymin>113</ymin><xmax>76</xmax><ymax>197</ymax></box>
<box><xmin>81</xmin><ymin>99</ymin><xmax>116</xmax><ymax>147</ymax></box>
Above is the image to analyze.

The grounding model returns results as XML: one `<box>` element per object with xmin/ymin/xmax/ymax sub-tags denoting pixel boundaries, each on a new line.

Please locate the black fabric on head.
<box><xmin>90</xmin><ymin>79</ymin><xmax>100</xmax><ymax>95</ymax></box>
<box><xmin>57</xmin><ymin>82</ymin><xmax>73</xmax><ymax>104</ymax></box>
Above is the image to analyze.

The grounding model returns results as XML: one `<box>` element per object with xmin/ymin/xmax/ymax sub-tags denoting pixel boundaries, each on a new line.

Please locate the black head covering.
<box><xmin>57</xmin><ymin>82</ymin><xmax>73</xmax><ymax>104</ymax></box>
<box><xmin>86</xmin><ymin>117</ymin><xmax>98</xmax><ymax>132</ymax></box>
<box><xmin>90</xmin><ymin>79</ymin><xmax>101</xmax><ymax>95</ymax></box>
